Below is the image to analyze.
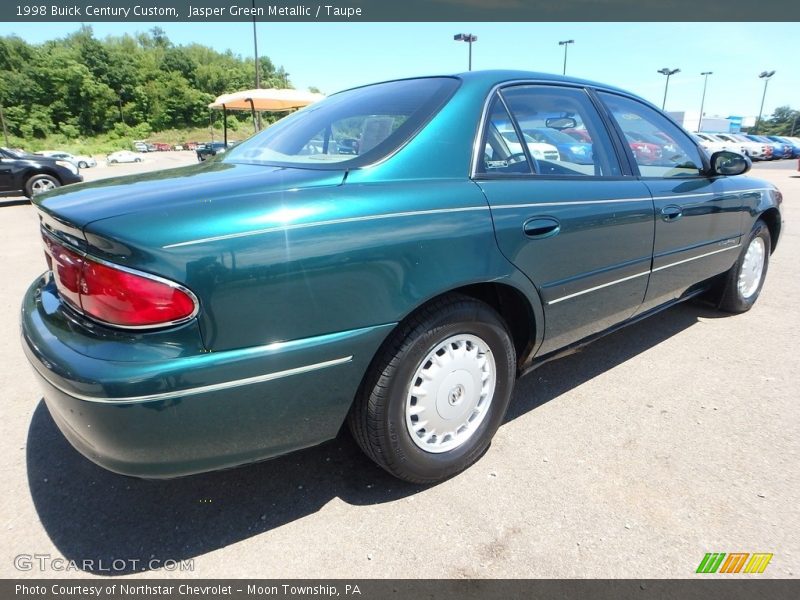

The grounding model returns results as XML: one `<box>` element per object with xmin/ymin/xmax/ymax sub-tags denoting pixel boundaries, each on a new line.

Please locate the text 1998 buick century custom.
<box><xmin>21</xmin><ymin>71</ymin><xmax>782</xmax><ymax>483</ymax></box>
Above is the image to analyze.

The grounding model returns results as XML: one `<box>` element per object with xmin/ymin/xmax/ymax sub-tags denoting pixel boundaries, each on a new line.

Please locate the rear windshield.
<box><xmin>222</xmin><ymin>77</ymin><xmax>460</xmax><ymax>169</ymax></box>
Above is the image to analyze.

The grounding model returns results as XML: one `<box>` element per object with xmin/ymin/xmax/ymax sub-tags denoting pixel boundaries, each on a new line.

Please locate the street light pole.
<box><xmin>697</xmin><ymin>71</ymin><xmax>712</xmax><ymax>132</ymax></box>
<box><xmin>657</xmin><ymin>68</ymin><xmax>680</xmax><ymax>110</ymax></box>
<box><xmin>558</xmin><ymin>40</ymin><xmax>574</xmax><ymax>76</ymax></box>
<box><xmin>453</xmin><ymin>33</ymin><xmax>478</xmax><ymax>71</ymax></box>
<box><xmin>754</xmin><ymin>70</ymin><xmax>776</xmax><ymax>134</ymax></box>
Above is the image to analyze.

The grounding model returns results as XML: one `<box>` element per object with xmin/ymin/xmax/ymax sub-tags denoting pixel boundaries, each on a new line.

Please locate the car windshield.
<box><xmin>1</xmin><ymin>147</ymin><xmax>25</xmax><ymax>158</ymax></box>
<box><xmin>222</xmin><ymin>77</ymin><xmax>459</xmax><ymax>169</ymax></box>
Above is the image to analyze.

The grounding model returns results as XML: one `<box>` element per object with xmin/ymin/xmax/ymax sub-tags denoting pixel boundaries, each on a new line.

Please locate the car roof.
<box><xmin>336</xmin><ymin>69</ymin><xmax>632</xmax><ymax>97</ymax></box>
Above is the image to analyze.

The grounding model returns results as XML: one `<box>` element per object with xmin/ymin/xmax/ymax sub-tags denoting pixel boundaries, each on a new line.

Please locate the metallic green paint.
<box><xmin>22</xmin><ymin>274</ymin><xmax>396</xmax><ymax>477</ymax></box>
<box><xmin>22</xmin><ymin>70</ymin><xmax>782</xmax><ymax>478</ymax></box>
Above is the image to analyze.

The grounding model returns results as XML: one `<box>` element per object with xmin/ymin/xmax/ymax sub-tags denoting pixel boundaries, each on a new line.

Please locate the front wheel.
<box><xmin>78</xmin><ymin>161</ymin><xmax>88</xmax><ymax>168</ymax></box>
<box><xmin>348</xmin><ymin>294</ymin><xmax>516</xmax><ymax>484</ymax></box>
<box><xmin>25</xmin><ymin>174</ymin><xmax>60</xmax><ymax>197</ymax></box>
<box><xmin>716</xmin><ymin>220</ymin><xmax>771</xmax><ymax>313</ymax></box>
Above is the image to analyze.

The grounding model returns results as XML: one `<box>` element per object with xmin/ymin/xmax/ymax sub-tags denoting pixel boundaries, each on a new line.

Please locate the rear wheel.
<box><xmin>25</xmin><ymin>174</ymin><xmax>60</xmax><ymax>197</ymax></box>
<box><xmin>716</xmin><ymin>219</ymin><xmax>770</xmax><ymax>313</ymax></box>
<box><xmin>348</xmin><ymin>294</ymin><xmax>516</xmax><ymax>483</ymax></box>
<box><xmin>78</xmin><ymin>161</ymin><xmax>88</xmax><ymax>168</ymax></box>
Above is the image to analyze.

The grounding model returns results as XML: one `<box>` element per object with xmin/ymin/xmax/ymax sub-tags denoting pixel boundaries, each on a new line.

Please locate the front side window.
<box><xmin>599</xmin><ymin>92</ymin><xmax>704</xmax><ymax>178</ymax></box>
<box><xmin>500</xmin><ymin>85</ymin><xmax>621</xmax><ymax>177</ymax></box>
<box><xmin>222</xmin><ymin>77</ymin><xmax>459</xmax><ymax>169</ymax></box>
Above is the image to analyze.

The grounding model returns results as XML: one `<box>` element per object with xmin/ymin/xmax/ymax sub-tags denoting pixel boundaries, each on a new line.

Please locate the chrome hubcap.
<box><xmin>738</xmin><ymin>237</ymin><xmax>766</xmax><ymax>299</ymax></box>
<box><xmin>405</xmin><ymin>334</ymin><xmax>496</xmax><ymax>454</ymax></box>
<box><xmin>31</xmin><ymin>178</ymin><xmax>56</xmax><ymax>195</ymax></box>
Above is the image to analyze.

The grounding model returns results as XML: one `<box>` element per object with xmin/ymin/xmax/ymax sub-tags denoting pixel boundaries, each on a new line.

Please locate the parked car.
<box><xmin>563</xmin><ymin>128</ymin><xmax>592</xmax><ymax>143</ymax></box>
<box><xmin>337</xmin><ymin>138</ymin><xmax>359</xmax><ymax>155</ymax></box>
<box><xmin>107</xmin><ymin>150</ymin><xmax>143</xmax><ymax>164</ymax></box>
<box><xmin>196</xmin><ymin>141</ymin><xmax>231</xmax><ymax>161</ymax></box>
<box><xmin>184</xmin><ymin>141</ymin><xmax>199</xmax><ymax>151</ymax></box>
<box><xmin>0</xmin><ymin>146</ymin><xmax>82</xmax><ymax>197</ymax></box>
<box><xmin>770</xmin><ymin>136</ymin><xmax>800</xmax><ymax>158</ymax></box>
<box><xmin>173</xmin><ymin>144</ymin><xmax>185</xmax><ymax>151</ymax></box>
<box><xmin>500</xmin><ymin>130</ymin><xmax>560</xmax><ymax>161</ymax></box>
<box><xmin>154</xmin><ymin>143</ymin><xmax>172</xmax><ymax>152</ymax></box>
<box><xmin>691</xmin><ymin>133</ymin><xmax>730</xmax><ymax>156</ymax></box>
<box><xmin>523</xmin><ymin>127</ymin><xmax>593</xmax><ymax>164</ymax></box>
<box><xmin>692</xmin><ymin>131</ymin><xmax>744</xmax><ymax>155</ymax></box>
<box><xmin>713</xmin><ymin>133</ymin><xmax>771</xmax><ymax>161</ymax></box>
<box><xmin>132</xmin><ymin>141</ymin><xmax>148</xmax><ymax>153</ymax></box>
<box><xmin>755</xmin><ymin>135</ymin><xmax>793</xmax><ymax>160</ymax></box>
<box><xmin>35</xmin><ymin>151</ymin><xmax>97</xmax><ymax>169</ymax></box>
<box><xmin>623</xmin><ymin>132</ymin><xmax>663</xmax><ymax>164</ymax></box>
<box><xmin>744</xmin><ymin>135</ymin><xmax>787</xmax><ymax>160</ymax></box>
<box><xmin>22</xmin><ymin>71</ymin><xmax>782</xmax><ymax>484</ymax></box>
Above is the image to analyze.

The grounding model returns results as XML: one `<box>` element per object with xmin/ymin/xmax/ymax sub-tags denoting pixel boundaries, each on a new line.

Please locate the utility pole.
<box><xmin>697</xmin><ymin>71</ymin><xmax>712</xmax><ymax>132</ymax></box>
<box><xmin>454</xmin><ymin>33</ymin><xmax>478</xmax><ymax>71</ymax></box>
<box><xmin>252</xmin><ymin>0</ymin><xmax>262</xmax><ymax>131</ymax></box>
<box><xmin>558</xmin><ymin>40</ymin><xmax>574</xmax><ymax>76</ymax></box>
<box><xmin>657</xmin><ymin>68</ymin><xmax>680</xmax><ymax>110</ymax></box>
<box><xmin>0</xmin><ymin>103</ymin><xmax>9</xmax><ymax>147</ymax></box>
<box><xmin>754</xmin><ymin>70</ymin><xmax>775</xmax><ymax>134</ymax></box>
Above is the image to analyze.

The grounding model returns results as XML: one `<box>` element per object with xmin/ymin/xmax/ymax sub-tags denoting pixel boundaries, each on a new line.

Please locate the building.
<box><xmin>667</xmin><ymin>111</ymin><xmax>746</xmax><ymax>133</ymax></box>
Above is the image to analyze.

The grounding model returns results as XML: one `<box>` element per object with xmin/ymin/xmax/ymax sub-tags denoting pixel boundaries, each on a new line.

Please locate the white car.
<box><xmin>35</xmin><ymin>150</ymin><xmax>97</xmax><ymax>169</ymax></box>
<box><xmin>710</xmin><ymin>133</ymin><xmax>770</xmax><ymax>161</ymax></box>
<box><xmin>691</xmin><ymin>133</ymin><xmax>730</xmax><ymax>155</ymax></box>
<box><xmin>500</xmin><ymin>131</ymin><xmax>560</xmax><ymax>161</ymax></box>
<box><xmin>107</xmin><ymin>150</ymin><xmax>143</xmax><ymax>164</ymax></box>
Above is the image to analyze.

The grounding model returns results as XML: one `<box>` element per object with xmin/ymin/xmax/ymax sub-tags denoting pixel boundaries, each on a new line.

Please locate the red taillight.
<box><xmin>42</xmin><ymin>231</ymin><xmax>197</xmax><ymax>328</ymax></box>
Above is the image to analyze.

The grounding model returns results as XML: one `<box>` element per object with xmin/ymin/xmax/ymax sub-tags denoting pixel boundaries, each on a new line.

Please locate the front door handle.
<box><xmin>523</xmin><ymin>217</ymin><xmax>561</xmax><ymax>239</ymax></box>
<box><xmin>661</xmin><ymin>205</ymin><xmax>683</xmax><ymax>222</ymax></box>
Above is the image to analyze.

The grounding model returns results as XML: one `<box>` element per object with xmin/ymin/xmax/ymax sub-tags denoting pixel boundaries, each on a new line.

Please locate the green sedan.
<box><xmin>21</xmin><ymin>70</ymin><xmax>782</xmax><ymax>483</ymax></box>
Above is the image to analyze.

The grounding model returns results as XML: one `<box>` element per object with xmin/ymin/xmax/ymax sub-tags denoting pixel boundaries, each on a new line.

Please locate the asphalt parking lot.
<box><xmin>0</xmin><ymin>157</ymin><xmax>797</xmax><ymax>579</ymax></box>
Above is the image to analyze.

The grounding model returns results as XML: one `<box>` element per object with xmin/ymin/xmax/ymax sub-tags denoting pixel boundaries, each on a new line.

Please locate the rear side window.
<box><xmin>500</xmin><ymin>85</ymin><xmax>621</xmax><ymax>177</ymax></box>
<box><xmin>223</xmin><ymin>77</ymin><xmax>459</xmax><ymax>169</ymax></box>
<box><xmin>599</xmin><ymin>92</ymin><xmax>704</xmax><ymax>178</ymax></box>
<box><xmin>476</xmin><ymin>94</ymin><xmax>533</xmax><ymax>176</ymax></box>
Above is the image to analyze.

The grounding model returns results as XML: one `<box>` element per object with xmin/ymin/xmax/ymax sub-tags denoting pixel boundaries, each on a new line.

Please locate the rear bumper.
<box><xmin>21</xmin><ymin>274</ymin><xmax>393</xmax><ymax>478</ymax></box>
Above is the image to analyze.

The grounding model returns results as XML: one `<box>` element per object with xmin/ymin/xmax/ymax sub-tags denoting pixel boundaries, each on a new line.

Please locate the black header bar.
<box><xmin>2</xmin><ymin>0</ymin><xmax>799</xmax><ymax>22</ymax></box>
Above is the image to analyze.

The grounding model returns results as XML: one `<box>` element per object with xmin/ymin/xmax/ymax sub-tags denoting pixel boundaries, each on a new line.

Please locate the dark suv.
<box><xmin>196</xmin><ymin>141</ymin><xmax>236</xmax><ymax>162</ymax></box>
<box><xmin>0</xmin><ymin>147</ymin><xmax>83</xmax><ymax>198</ymax></box>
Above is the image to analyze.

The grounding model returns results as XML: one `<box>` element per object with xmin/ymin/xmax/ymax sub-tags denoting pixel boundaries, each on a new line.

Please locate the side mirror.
<box><xmin>709</xmin><ymin>150</ymin><xmax>751</xmax><ymax>177</ymax></box>
<box><xmin>545</xmin><ymin>117</ymin><xmax>577</xmax><ymax>130</ymax></box>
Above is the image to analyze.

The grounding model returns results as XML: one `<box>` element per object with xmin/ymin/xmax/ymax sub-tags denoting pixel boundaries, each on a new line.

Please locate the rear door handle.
<box><xmin>661</xmin><ymin>205</ymin><xmax>683</xmax><ymax>222</ymax></box>
<box><xmin>523</xmin><ymin>217</ymin><xmax>561</xmax><ymax>239</ymax></box>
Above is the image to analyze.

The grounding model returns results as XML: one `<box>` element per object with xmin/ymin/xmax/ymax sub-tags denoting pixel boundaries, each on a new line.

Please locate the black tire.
<box><xmin>135</xmin><ymin>158</ymin><xmax>142</xmax><ymax>163</ymax></box>
<box><xmin>78</xmin><ymin>161</ymin><xmax>88</xmax><ymax>168</ymax></box>
<box><xmin>109</xmin><ymin>159</ymin><xmax>117</xmax><ymax>164</ymax></box>
<box><xmin>717</xmin><ymin>219</ymin><xmax>771</xmax><ymax>313</ymax></box>
<box><xmin>24</xmin><ymin>173</ymin><xmax>60</xmax><ymax>198</ymax></box>
<box><xmin>348</xmin><ymin>294</ymin><xmax>516</xmax><ymax>484</ymax></box>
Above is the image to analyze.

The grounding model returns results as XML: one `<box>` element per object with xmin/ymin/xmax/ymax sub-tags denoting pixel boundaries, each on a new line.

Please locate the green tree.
<box><xmin>760</xmin><ymin>106</ymin><xmax>800</xmax><ymax>136</ymax></box>
<box><xmin>0</xmin><ymin>27</ymin><xmax>307</xmax><ymax>140</ymax></box>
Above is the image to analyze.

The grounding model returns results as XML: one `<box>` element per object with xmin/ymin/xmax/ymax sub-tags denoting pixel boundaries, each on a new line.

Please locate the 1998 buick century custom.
<box><xmin>21</xmin><ymin>71</ymin><xmax>782</xmax><ymax>483</ymax></box>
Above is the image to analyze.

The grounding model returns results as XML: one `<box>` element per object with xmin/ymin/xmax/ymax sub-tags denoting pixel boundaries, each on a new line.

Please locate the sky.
<box><xmin>2</xmin><ymin>22</ymin><xmax>797</xmax><ymax>120</ymax></box>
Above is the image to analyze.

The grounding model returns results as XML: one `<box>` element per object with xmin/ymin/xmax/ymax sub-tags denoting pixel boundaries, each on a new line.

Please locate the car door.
<box><xmin>597</xmin><ymin>92</ymin><xmax>746</xmax><ymax>313</ymax></box>
<box><xmin>475</xmin><ymin>85</ymin><xmax>655</xmax><ymax>355</ymax></box>
<box><xmin>0</xmin><ymin>149</ymin><xmax>19</xmax><ymax>193</ymax></box>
